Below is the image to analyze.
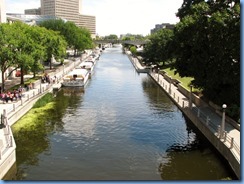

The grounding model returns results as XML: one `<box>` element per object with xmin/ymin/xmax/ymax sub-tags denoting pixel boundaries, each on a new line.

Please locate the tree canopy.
<box><xmin>0</xmin><ymin>21</ymin><xmax>67</xmax><ymax>91</ymax></box>
<box><xmin>142</xmin><ymin>0</ymin><xmax>240</xmax><ymax>121</ymax></box>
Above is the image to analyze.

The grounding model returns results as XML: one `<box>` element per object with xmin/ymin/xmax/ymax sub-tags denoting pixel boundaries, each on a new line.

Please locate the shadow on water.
<box><xmin>158</xmin><ymin>117</ymin><xmax>238</xmax><ymax>180</ymax></box>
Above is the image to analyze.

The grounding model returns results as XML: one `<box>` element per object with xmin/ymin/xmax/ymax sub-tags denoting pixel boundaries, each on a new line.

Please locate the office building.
<box><xmin>0</xmin><ymin>0</ymin><xmax>6</xmax><ymax>23</ymax></box>
<box><xmin>79</xmin><ymin>14</ymin><xmax>96</xmax><ymax>36</ymax></box>
<box><xmin>25</xmin><ymin>8</ymin><xmax>41</xmax><ymax>15</ymax></box>
<box><xmin>41</xmin><ymin>0</ymin><xmax>96</xmax><ymax>37</ymax></box>
<box><xmin>151</xmin><ymin>23</ymin><xmax>175</xmax><ymax>34</ymax></box>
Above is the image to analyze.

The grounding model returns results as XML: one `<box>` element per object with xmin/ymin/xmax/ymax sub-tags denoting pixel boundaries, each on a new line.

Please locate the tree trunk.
<box><xmin>49</xmin><ymin>58</ymin><xmax>52</xmax><ymax>70</ymax></box>
<box><xmin>1</xmin><ymin>71</ymin><xmax>5</xmax><ymax>92</ymax></box>
<box><xmin>20</xmin><ymin>66</ymin><xmax>24</xmax><ymax>85</ymax></box>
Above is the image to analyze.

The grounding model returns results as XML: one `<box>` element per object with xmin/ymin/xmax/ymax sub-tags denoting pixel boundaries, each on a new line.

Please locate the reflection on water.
<box><xmin>10</xmin><ymin>46</ymin><xmax>236</xmax><ymax>180</ymax></box>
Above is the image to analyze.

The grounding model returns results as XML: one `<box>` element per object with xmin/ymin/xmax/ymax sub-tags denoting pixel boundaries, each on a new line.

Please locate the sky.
<box><xmin>5</xmin><ymin>0</ymin><xmax>183</xmax><ymax>36</ymax></box>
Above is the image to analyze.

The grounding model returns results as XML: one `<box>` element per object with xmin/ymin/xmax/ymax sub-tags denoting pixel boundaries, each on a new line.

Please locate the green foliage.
<box><xmin>39</xmin><ymin>19</ymin><xmax>93</xmax><ymax>56</ymax></box>
<box><xmin>173</xmin><ymin>0</ymin><xmax>240</xmax><ymax>120</ymax></box>
<box><xmin>104</xmin><ymin>34</ymin><xmax>118</xmax><ymax>40</ymax></box>
<box><xmin>32</xmin><ymin>93</ymin><xmax>54</xmax><ymax>109</ymax></box>
<box><xmin>143</xmin><ymin>29</ymin><xmax>174</xmax><ymax>66</ymax></box>
<box><xmin>130</xmin><ymin>46</ymin><xmax>137</xmax><ymax>55</ymax></box>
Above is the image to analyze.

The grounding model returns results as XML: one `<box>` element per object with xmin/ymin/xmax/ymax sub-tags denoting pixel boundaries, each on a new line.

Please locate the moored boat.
<box><xmin>62</xmin><ymin>68</ymin><xmax>89</xmax><ymax>87</ymax></box>
<box><xmin>77</xmin><ymin>61</ymin><xmax>94</xmax><ymax>76</ymax></box>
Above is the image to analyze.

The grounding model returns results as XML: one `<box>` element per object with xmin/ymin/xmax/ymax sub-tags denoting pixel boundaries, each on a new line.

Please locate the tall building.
<box><xmin>0</xmin><ymin>0</ymin><xmax>6</xmax><ymax>23</ymax></box>
<box><xmin>151</xmin><ymin>23</ymin><xmax>175</xmax><ymax>34</ymax></box>
<box><xmin>41</xmin><ymin>0</ymin><xmax>80</xmax><ymax>25</ymax></box>
<box><xmin>25</xmin><ymin>8</ymin><xmax>41</xmax><ymax>15</ymax></box>
<box><xmin>41</xmin><ymin>0</ymin><xmax>96</xmax><ymax>37</ymax></box>
<box><xmin>79</xmin><ymin>14</ymin><xmax>96</xmax><ymax>35</ymax></box>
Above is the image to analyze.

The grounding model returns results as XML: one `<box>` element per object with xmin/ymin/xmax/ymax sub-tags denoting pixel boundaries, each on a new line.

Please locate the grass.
<box><xmin>162</xmin><ymin>67</ymin><xmax>201</xmax><ymax>93</ymax></box>
<box><xmin>12</xmin><ymin>93</ymin><xmax>55</xmax><ymax>132</ymax></box>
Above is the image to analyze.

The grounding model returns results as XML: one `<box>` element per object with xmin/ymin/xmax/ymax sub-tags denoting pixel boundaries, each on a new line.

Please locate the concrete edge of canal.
<box><xmin>126</xmin><ymin>50</ymin><xmax>240</xmax><ymax>180</ymax></box>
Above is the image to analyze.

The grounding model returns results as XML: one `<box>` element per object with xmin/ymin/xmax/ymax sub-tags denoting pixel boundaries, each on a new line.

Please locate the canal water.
<box><xmin>11</xmin><ymin>46</ymin><xmax>235</xmax><ymax>180</ymax></box>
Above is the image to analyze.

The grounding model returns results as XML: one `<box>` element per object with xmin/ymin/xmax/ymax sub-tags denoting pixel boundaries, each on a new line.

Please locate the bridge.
<box><xmin>94</xmin><ymin>39</ymin><xmax>149</xmax><ymax>46</ymax></box>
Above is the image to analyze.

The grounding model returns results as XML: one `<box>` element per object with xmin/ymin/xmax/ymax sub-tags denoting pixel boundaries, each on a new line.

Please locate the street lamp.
<box><xmin>63</xmin><ymin>63</ymin><xmax>65</xmax><ymax>75</ymax></box>
<box><xmin>169</xmin><ymin>77</ymin><xmax>172</xmax><ymax>95</ymax></box>
<box><xmin>220</xmin><ymin>104</ymin><xmax>227</xmax><ymax>139</ymax></box>
<box><xmin>157</xmin><ymin>68</ymin><xmax>160</xmax><ymax>82</ymax></box>
<box><xmin>189</xmin><ymin>84</ymin><xmax>193</xmax><ymax>109</ymax></box>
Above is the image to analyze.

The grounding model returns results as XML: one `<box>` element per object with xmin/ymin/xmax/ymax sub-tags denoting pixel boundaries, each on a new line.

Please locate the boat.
<box><xmin>62</xmin><ymin>87</ymin><xmax>85</xmax><ymax>96</ymax></box>
<box><xmin>77</xmin><ymin>61</ymin><xmax>94</xmax><ymax>76</ymax></box>
<box><xmin>62</xmin><ymin>68</ymin><xmax>89</xmax><ymax>87</ymax></box>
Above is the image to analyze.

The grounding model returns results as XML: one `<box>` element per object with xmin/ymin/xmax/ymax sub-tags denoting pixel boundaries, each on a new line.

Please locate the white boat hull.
<box><xmin>62</xmin><ymin>68</ymin><xmax>89</xmax><ymax>87</ymax></box>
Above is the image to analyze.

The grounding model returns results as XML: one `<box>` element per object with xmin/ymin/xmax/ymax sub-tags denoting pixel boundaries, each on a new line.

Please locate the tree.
<box><xmin>173</xmin><ymin>0</ymin><xmax>240</xmax><ymax>120</ymax></box>
<box><xmin>0</xmin><ymin>23</ymin><xmax>17</xmax><ymax>91</ymax></box>
<box><xmin>143</xmin><ymin>29</ymin><xmax>174</xmax><ymax>66</ymax></box>
<box><xmin>39</xmin><ymin>20</ymin><xmax>93</xmax><ymax>56</ymax></box>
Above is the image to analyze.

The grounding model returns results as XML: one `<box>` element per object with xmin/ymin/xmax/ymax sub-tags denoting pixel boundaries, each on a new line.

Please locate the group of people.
<box><xmin>41</xmin><ymin>74</ymin><xmax>58</xmax><ymax>84</ymax></box>
<box><xmin>0</xmin><ymin>86</ymin><xmax>23</xmax><ymax>103</ymax></box>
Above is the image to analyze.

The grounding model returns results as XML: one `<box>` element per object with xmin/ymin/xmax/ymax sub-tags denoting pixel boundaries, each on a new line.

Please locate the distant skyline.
<box><xmin>5</xmin><ymin>0</ymin><xmax>183</xmax><ymax>36</ymax></box>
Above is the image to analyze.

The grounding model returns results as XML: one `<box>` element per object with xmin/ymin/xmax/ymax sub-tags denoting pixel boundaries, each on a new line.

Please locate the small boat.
<box><xmin>62</xmin><ymin>68</ymin><xmax>89</xmax><ymax>87</ymax></box>
<box><xmin>62</xmin><ymin>87</ymin><xmax>85</xmax><ymax>96</ymax></box>
<box><xmin>77</xmin><ymin>61</ymin><xmax>94</xmax><ymax>76</ymax></box>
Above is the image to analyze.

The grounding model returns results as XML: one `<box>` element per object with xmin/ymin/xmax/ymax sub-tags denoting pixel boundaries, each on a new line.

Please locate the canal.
<box><xmin>11</xmin><ymin>46</ymin><xmax>235</xmax><ymax>180</ymax></box>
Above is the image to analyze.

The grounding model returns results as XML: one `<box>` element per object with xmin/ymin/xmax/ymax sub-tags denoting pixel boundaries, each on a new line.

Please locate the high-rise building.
<box><xmin>151</xmin><ymin>23</ymin><xmax>175</xmax><ymax>34</ymax></box>
<box><xmin>40</xmin><ymin>0</ymin><xmax>96</xmax><ymax>37</ymax></box>
<box><xmin>41</xmin><ymin>0</ymin><xmax>80</xmax><ymax>25</ymax></box>
<box><xmin>25</xmin><ymin>8</ymin><xmax>41</xmax><ymax>15</ymax></box>
<box><xmin>0</xmin><ymin>0</ymin><xmax>6</xmax><ymax>23</ymax></box>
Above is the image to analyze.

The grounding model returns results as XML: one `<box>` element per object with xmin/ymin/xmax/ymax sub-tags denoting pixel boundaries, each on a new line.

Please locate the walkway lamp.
<box><xmin>221</xmin><ymin>104</ymin><xmax>227</xmax><ymax>139</ymax></box>
<box><xmin>63</xmin><ymin>64</ymin><xmax>65</xmax><ymax>75</ymax></box>
<box><xmin>189</xmin><ymin>84</ymin><xmax>193</xmax><ymax>109</ymax></box>
<box><xmin>169</xmin><ymin>77</ymin><xmax>172</xmax><ymax>95</ymax></box>
<box><xmin>157</xmin><ymin>68</ymin><xmax>160</xmax><ymax>82</ymax></box>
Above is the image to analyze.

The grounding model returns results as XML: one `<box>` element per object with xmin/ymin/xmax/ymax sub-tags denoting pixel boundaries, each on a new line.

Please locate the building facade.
<box><xmin>151</xmin><ymin>23</ymin><xmax>175</xmax><ymax>34</ymax></box>
<box><xmin>0</xmin><ymin>0</ymin><xmax>6</xmax><ymax>23</ymax></box>
<box><xmin>25</xmin><ymin>8</ymin><xmax>41</xmax><ymax>15</ymax></box>
<box><xmin>40</xmin><ymin>0</ymin><xmax>95</xmax><ymax>37</ymax></box>
<box><xmin>79</xmin><ymin>14</ymin><xmax>96</xmax><ymax>36</ymax></box>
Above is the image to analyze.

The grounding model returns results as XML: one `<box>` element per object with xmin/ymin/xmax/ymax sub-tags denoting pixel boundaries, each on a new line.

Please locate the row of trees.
<box><xmin>143</xmin><ymin>0</ymin><xmax>240</xmax><ymax>121</ymax></box>
<box><xmin>0</xmin><ymin>20</ymin><xmax>93</xmax><ymax>91</ymax></box>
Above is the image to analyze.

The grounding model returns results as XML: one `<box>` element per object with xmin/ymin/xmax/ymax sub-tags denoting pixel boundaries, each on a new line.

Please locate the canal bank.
<box><xmin>126</xmin><ymin>51</ymin><xmax>240</xmax><ymax>179</ymax></box>
<box><xmin>0</xmin><ymin>52</ymin><xmax>93</xmax><ymax>179</ymax></box>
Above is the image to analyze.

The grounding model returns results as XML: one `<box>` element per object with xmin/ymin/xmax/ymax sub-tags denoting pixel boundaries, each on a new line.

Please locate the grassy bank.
<box><xmin>162</xmin><ymin>67</ymin><xmax>201</xmax><ymax>93</ymax></box>
<box><xmin>12</xmin><ymin>93</ymin><xmax>55</xmax><ymax>132</ymax></box>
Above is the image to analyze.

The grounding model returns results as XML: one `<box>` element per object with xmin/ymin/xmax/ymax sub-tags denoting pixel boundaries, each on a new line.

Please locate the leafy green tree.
<box><xmin>39</xmin><ymin>20</ymin><xmax>93</xmax><ymax>56</ymax></box>
<box><xmin>0</xmin><ymin>23</ymin><xmax>17</xmax><ymax>91</ymax></box>
<box><xmin>143</xmin><ymin>29</ymin><xmax>174</xmax><ymax>66</ymax></box>
<box><xmin>130</xmin><ymin>46</ymin><xmax>137</xmax><ymax>56</ymax></box>
<box><xmin>43</xmin><ymin>29</ymin><xmax>67</xmax><ymax>70</ymax></box>
<box><xmin>104</xmin><ymin>34</ymin><xmax>118</xmax><ymax>40</ymax></box>
<box><xmin>173</xmin><ymin>0</ymin><xmax>240</xmax><ymax>120</ymax></box>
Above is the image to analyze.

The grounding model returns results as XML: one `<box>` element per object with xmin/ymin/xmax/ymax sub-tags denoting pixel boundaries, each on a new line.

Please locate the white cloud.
<box><xmin>5</xmin><ymin>0</ymin><xmax>183</xmax><ymax>36</ymax></box>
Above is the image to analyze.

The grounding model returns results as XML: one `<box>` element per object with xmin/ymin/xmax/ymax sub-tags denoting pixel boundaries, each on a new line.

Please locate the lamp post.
<box><xmin>169</xmin><ymin>77</ymin><xmax>172</xmax><ymax>95</ymax></box>
<box><xmin>220</xmin><ymin>104</ymin><xmax>227</xmax><ymax>139</ymax></box>
<box><xmin>189</xmin><ymin>84</ymin><xmax>193</xmax><ymax>109</ymax></box>
<box><xmin>157</xmin><ymin>68</ymin><xmax>160</xmax><ymax>82</ymax></box>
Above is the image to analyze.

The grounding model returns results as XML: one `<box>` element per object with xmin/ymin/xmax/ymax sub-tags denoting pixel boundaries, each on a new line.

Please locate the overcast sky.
<box><xmin>5</xmin><ymin>0</ymin><xmax>183</xmax><ymax>36</ymax></box>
